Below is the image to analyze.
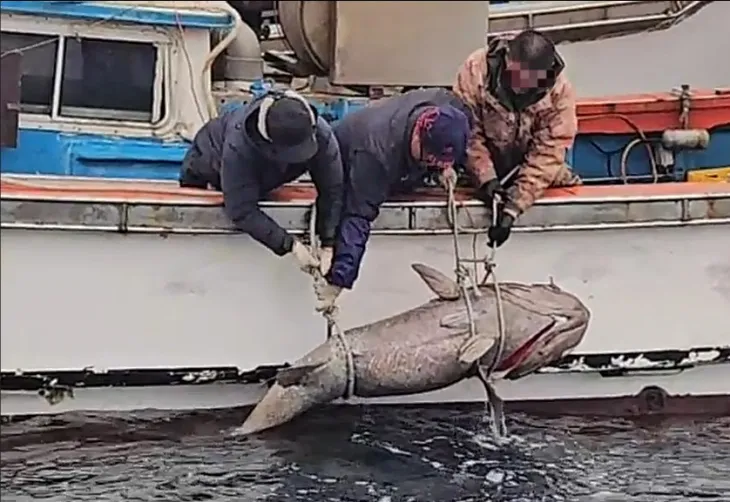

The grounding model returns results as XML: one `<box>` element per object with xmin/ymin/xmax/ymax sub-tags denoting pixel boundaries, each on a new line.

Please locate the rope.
<box><xmin>305</xmin><ymin>182</ymin><xmax>510</xmax><ymax>426</ymax></box>
<box><xmin>444</xmin><ymin>178</ymin><xmax>508</xmax><ymax>438</ymax></box>
<box><xmin>444</xmin><ymin>181</ymin><xmax>507</xmax><ymax>376</ymax></box>
<box><xmin>307</xmin><ymin>204</ymin><xmax>356</xmax><ymax>400</ymax></box>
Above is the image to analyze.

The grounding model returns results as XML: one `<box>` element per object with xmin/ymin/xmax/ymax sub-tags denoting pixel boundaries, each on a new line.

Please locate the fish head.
<box><xmin>234</xmin><ymin>340</ymin><xmax>348</xmax><ymax>436</ymax></box>
<box><xmin>411</xmin><ymin>263</ymin><xmax>590</xmax><ymax>380</ymax></box>
<box><xmin>487</xmin><ymin>281</ymin><xmax>591</xmax><ymax>380</ymax></box>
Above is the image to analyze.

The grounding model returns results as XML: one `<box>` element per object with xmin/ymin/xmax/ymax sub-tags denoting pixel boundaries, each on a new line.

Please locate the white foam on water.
<box><xmin>375</xmin><ymin>441</ymin><xmax>413</xmax><ymax>457</ymax></box>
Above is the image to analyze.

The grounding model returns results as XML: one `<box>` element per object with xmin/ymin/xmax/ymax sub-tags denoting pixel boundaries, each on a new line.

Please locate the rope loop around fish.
<box><xmin>307</xmin><ymin>204</ymin><xmax>356</xmax><ymax>400</ymax></box>
<box><xmin>444</xmin><ymin>181</ymin><xmax>507</xmax><ymax>377</ymax></box>
<box><xmin>445</xmin><ymin>179</ymin><xmax>508</xmax><ymax>437</ymax></box>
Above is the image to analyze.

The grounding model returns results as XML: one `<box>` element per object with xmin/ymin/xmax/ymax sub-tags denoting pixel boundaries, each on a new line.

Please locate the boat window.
<box><xmin>60</xmin><ymin>37</ymin><xmax>159</xmax><ymax>123</ymax></box>
<box><xmin>0</xmin><ymin>32</ymin><xmax>59</xmax><ymax>115</ymax></box>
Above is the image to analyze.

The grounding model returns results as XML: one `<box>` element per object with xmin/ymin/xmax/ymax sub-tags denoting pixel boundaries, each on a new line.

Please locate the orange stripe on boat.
<box><xmin>2</xmin><ymin>177</ymin><xmax>728</xmax><ymax>206</ymax></box>
<box><xmin>576</xmin><ymin>88</ymin><xmax>730</xmax><ymax>134</ymax></box>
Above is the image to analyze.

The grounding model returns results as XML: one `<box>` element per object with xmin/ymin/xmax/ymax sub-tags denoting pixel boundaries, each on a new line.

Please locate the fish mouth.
<box><xmin>494</xmin><ymin>323</ymin><xmax>553</xmax><ymax>379</ymax></box>
<box><xmin>496</xmin><ymin>312</ymin><xmax>588</xmax><ymax>381</ymax></box>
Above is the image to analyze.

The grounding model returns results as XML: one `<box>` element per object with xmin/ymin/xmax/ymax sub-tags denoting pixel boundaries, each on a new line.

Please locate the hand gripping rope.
<box><xmin>307</xmin><ymin>205</ymin><xmax>356</xmax><ymax>401</ymax></box>
<box><xmin>307</xmin><ymin>182</ymin><xmax>510</xmax><ymax>437</ymax></box>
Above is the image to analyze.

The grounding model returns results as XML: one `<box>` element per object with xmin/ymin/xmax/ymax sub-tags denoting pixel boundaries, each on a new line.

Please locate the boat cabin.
<box><xmin>0</xmin><ymin>1</ymin><xmax>229</xmax><ymax>178</ymax></box>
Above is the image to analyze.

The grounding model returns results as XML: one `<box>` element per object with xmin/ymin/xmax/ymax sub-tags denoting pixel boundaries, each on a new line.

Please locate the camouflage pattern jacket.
<box><xmin>453</xmin><ymin>37</ymin><xmax>581</xmax><ymax>215</ymax></box>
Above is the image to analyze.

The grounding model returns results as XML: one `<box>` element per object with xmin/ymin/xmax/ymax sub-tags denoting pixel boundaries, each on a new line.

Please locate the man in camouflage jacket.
<box><xmin>453</xmin><ymin>29</ymin><xmax>581</xmax><ymax>247</ymax></box>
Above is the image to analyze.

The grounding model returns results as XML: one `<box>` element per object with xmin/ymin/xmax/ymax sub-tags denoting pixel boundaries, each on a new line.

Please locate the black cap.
<box><xmin>256</xmin><ymin>93</ymin><xmax>318</xmax><ymax>164</ymax></box>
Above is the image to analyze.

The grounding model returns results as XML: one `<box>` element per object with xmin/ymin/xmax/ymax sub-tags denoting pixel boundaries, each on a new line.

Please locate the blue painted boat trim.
<box><xmin>3</xmin><ymin>125</ymin><xmax>728</xmax><ymax>182</ymax></box>
<box><xmin>1</xmin><ymin>130</ymin><xmax>188</xmax><ymax>180</ymax></box>
<box><xmin>3</xmin><ymin>90</ymin><xmax>728</xmax><ymax>182</ymax></box>
<box><xmin>0</xmin><ymin>1</ymin><xmax>233</xmax><ymax>29</ymax></box>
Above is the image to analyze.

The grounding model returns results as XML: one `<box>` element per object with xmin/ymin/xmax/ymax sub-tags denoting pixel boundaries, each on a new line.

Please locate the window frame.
<box><xmin>1</xmin><ymin>15</ymin><xmax>171</xmax><ymax>129</ymax></box>
<box><xmin>0</xmin><ymin>31</ymin><xmax>59</xmax><ymax>116</ymax></box>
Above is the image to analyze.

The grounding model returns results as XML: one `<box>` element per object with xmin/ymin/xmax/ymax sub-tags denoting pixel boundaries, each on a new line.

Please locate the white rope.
<box><xmin>306</xmin><ymin>178</ymin><xmax>510</xmax><ymax>419</ymax></box>
<box><xmin>445</xmin><ymin>179</ymin><xmax>508</xmax><ymax>438</ymax></box>
<box><xmin>307</xmin><ymin>204</ymin><xmax>356</xmax><ymax>400</ymax></box>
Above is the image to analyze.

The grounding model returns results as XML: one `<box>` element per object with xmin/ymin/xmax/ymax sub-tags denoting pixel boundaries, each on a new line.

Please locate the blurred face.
<box><xmin>504</xmin><ymin>56</ymin><xmax>549</xmax><ymax>95</ymax></box>
<box><xmin>420</xmin><ymin>148</ymin><xmax>455</xmax><ymax>172</ymax></box>
<box><xmin>411</xmin><ymin>126</ymin><xmax>457</xmax><ymax>172</ymax></box>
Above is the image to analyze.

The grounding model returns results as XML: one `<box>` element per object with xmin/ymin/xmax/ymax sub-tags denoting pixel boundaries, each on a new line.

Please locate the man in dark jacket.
<box><xmin>179</xmin><ymin>89</ymin><xmax>344</xmax><ymax>275</ymax></box>
<box><xmin>313</xmin><ymin>88</ymin><xmax>472</xmax><ymax>312</ymax></box>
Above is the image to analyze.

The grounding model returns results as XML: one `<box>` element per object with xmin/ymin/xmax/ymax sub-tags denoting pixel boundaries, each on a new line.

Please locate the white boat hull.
<box><xmin>2</xmin><ymin>360</ymin><xmax>727</xmax><ymax>417</ymax></box>
<box><xmin>2</xmin><ymin>224</ymin><xmax>729</xmax><ymax>416</ymax></box>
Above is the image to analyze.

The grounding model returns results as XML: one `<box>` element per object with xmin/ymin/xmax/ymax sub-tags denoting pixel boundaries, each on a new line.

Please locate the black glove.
<box><xmin>488</xmin><ymin>207</ymin><xmax>515</xmax><ymax>248</ymax></box>
<box><xmin>475</xmin><ymin>178</ymin><xmax>505</xmax><ymax>207</ymax></box>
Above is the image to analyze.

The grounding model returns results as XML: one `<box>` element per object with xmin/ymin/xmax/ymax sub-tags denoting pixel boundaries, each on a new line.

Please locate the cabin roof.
<box><xmin>0</xmin><ymin>1</ymin><xmax>233</xmax><ymax>29</ymax></box>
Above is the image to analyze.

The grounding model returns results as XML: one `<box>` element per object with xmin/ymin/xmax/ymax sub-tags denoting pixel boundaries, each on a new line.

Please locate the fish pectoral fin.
<box><xmin>458</xmin><ymin>335</ymin><xmax>496</xmax><ymax>365</ymax></box>
<box><xmin>442</xmin><ymin>307</ymin><xmax>496</xmax><ymax>363</ymax></box>
<box><xmin>275</xmin><ymin>362</ymin><xmax>327</xmax><ymax>388</ymax></box>
<box><xmin>440</xmin><ymin>310</ymin><xmax>471</xmax><ymax>330</ymax></box>
<box><xmin>440</xmin><ymin>306</ymin><xmax>488</xmax><ymax>330</ymax></box>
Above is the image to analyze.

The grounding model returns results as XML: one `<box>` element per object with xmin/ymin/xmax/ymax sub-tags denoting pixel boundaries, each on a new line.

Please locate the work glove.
<box><xmin>488</xmin><ymin>206</ymin><xmax>516</xmax><ymax>248</ymax></box>
<box><xmin>475</xmin><ymin>178</ymin><xmax>506</xmax><ymax>208</ymax></box>
<box><xmin>314</xmin><ymin>277</ymin><xmax>343</xmax><ymax>313</ymax></box>
<box><xmin>291</xmin><ymin>239</ymin><xmax>319</xmax><ymax>274</ymax></box>
<box><xmin>318</xmin><ymin>246</ymin><xmax>334</xmax><ymax>277</ymax></box>
<box><xmin>438</xmin><ymin>167</ymin><xmax>458</xmax><ymax>190</ymax></box>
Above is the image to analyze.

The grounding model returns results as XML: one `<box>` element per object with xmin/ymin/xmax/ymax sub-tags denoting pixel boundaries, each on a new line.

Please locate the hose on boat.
<box><xmin>174</xmin><ymin>1</ymin><xmax>254</xmax><ymax>123</ymax></box>
<box><xmin>620</xmin><ymin>137</ymin><xmax>659</xmax><ymax>184</ymax></box>
<box><xmin>444</xmin><ymin>179</ymin><xmax>508</xmax><ymax>438</ymax></box>
<box><xmin>580</xmin><ymin>113</ymin><xmax>659</xmax><ymax>184</ymax></box>
<box><xmin>201</xmin><ymin>2</ymin><xmax>246</xmax><ymax>119</ymax></box>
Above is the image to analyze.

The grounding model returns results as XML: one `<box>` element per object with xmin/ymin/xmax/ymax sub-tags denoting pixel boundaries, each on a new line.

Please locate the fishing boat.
<box><xmin>1</xmin><ymin>1</ymin><xmax>728</xmax><ymax>418</ymax></box>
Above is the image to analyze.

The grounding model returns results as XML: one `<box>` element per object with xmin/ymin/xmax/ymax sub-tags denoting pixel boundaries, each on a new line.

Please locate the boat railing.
<box><xmin>488</xmin><ymin>1</ymin><xmax>712</xmax><ymax>43</ymax></box>
<box><xmin>1</xmin><ymin>176</ymin><xmax>728</xmax><ymax>236</ymax></box>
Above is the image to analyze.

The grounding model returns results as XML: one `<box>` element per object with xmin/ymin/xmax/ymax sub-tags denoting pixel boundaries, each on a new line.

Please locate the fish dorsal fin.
<box><xmin>411</xmin><ymin>263</ymin><xmax>461</xmax><ymax>301</ymax></box>
<box><xmin>275</xmin><ymin>361</ymin><xmax>327</xmax><ymax>388</ymax></box>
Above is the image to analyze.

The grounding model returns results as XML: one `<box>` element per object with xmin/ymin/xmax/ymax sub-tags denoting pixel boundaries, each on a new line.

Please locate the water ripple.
<box><xmin>2</xmin><ymin>406</ymin><xmax>729</xmax><ymax>502</ymax></box>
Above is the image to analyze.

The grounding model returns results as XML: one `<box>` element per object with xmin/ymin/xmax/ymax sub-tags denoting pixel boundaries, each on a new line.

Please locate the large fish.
<box><xmin>236</xmin><ymin>263</ymin><xmax>590</xmax><ymax>435</ymax></box>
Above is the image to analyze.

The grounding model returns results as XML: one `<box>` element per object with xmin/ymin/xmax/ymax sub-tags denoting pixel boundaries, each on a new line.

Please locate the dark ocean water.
<box><xmin>1</xmin><ymin>405</ymin><xmax>729</xmax><ymax>502</ymax></box>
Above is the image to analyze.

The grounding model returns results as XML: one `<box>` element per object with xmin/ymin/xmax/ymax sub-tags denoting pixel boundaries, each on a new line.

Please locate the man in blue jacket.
<box><xmin>314</xmin><ymin>88</ymin><xmax>471</xmax><ymax>312</ymax></box>
<box><xmin>179</xmin><ymin>89</ymin><xmax>344</xmax><ymax>275</ymax></box>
